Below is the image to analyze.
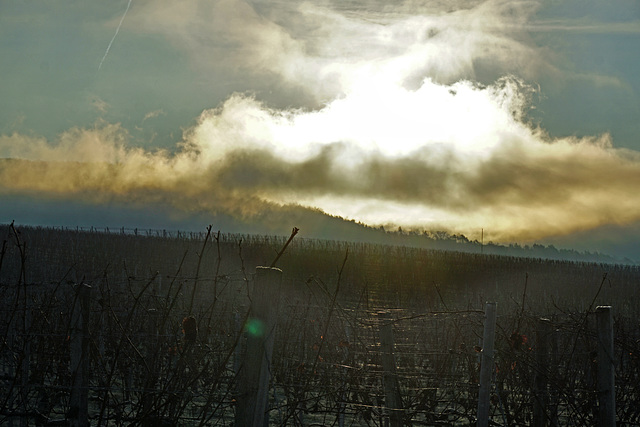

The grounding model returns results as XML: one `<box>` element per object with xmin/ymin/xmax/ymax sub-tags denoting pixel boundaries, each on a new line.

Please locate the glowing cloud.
<box><xmin>3</xmin><ymin>73</ymin><xmax>640</xmax><ymax>243</ymax></box>
<box><xmin>126</xmin><ymin>0</ymin><xmax>548</xmax><ymax>101</ymax></box>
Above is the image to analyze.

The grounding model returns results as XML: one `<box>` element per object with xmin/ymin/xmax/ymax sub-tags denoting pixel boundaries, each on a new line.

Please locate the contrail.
<box><xmin>98</xmin><ymin>0</ymin><xmax>132</xmax><ymax>71</ymax></box>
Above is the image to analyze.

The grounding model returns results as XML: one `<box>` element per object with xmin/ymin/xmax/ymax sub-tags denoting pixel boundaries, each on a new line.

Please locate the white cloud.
<box><xmin>90</xmin><ymin>97</ymin><xmax>110</xmax><ymax>114</ymax></box>
<box><xmin>127</xmin><ymin>0</ymin><xmax>549</xmax><ymax>102</ymax></box>
<box><xmin>142</xmin><ymin>109</ymin><xmax>166</xmax><ymax>122</ymax></box>
<box><xmin>187</xmin><ymin>76</ymin><xmax>530</xmax><ymax>164</ymax></box>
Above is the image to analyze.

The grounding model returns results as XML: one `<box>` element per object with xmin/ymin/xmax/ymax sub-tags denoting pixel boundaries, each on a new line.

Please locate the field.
<box><xmin>1</xmin><ymin>223</ymin><xmax>639</xmax><ymax>425</ymax></box>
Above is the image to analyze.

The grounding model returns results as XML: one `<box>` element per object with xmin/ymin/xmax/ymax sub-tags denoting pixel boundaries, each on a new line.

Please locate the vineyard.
<box><xmin>1</xmin><ymin>223</ymin><xmax>640</xmax><ymax>426</ymax></box>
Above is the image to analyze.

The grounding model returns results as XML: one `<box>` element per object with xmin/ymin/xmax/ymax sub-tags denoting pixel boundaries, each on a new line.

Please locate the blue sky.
<box><xmin>1</xmin><ymin>0</ymin><xmax>640</xmax><ymax>258</ymax></box>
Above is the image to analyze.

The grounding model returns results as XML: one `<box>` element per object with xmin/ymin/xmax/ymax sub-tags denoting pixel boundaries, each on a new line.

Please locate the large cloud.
<box><xmin>2</xmin><ymin>72</ymin><xmax>640</xmax><ymax>242</ymax></box>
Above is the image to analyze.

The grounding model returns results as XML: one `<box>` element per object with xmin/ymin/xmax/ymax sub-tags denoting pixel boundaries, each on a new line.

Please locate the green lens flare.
<box><xmin>245</xmin><ymin>318</ymin><xmax>264</xmax><ymax>337</ymax></box>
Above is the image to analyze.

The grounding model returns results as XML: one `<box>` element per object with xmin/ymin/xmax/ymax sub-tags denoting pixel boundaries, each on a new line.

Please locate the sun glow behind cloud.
<box><xmin>2</xmin><ymin>0</ymin><xmax>640</xmax><ymax>243</ymax></box>
<box><xmin>188</xmin><ymin>76</ymin><xmax>523</xmax><ymax>163</ymax></box>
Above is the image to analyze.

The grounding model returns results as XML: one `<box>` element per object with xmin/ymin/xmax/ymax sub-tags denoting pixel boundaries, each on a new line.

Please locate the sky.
<box><xmin>1</xmin><ymin>0</ymin><xmax>640</xmax><ymax>258</ymax></box>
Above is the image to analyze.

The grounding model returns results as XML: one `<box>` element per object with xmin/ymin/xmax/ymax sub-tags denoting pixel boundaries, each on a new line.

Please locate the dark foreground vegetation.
<box><xmin>1</xmin><ymin>223</ymin><xmax>639</xmax><ymax>425</ymax></box>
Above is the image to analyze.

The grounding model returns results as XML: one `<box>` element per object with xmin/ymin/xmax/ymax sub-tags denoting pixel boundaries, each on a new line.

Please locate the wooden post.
<box><xmin>533</xmin><ymin>318</ymin><xmax>551</xmax><ymax>427</ymax></box>
<box><xmin>233</xmin><ymin>311</ymin><xmax>243</xmax><ymax>379</ymax></box>
<box><xmin>69</xmin><ymin>284</ymin><xmax>91</xmax><ymax>427</ymax></box>
<box><xmin>20</xmin><ymin>300</ymin><xmax>31</xmax><ymax>427</ymax></box>
<box><xmin>142</xmin><ymin>308</ymin><xmax>159</xmax><ymax>419</ymax></box>
<box><xmin>477</xmin><ymin>302</ymin><xmax>497</xmax><ymax>427</ymax></box>
<box><xmin>338</xmin><ymin>322</ymin><xmax>353</xmax><ymax>427</ymax></box>
<box><xmin>596</xmin><ymin>306</ymin><xmax>616</xmax><ymax>427</ymax></box>
<box><xmin>548</xmin><ymin>317</ymin><xmax>559</xmax><ymax>427</ymax></box>
<box><xmin>235</xmin><ymin>267</ymin><xmax>282</xmax><ymax>427</ymax></box>
<box><xmin>380</xmin><ymin>312</ymin><xmax>403</xmax><ymax>427</ymax></box>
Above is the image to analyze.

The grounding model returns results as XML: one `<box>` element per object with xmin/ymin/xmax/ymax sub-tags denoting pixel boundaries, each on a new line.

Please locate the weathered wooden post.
<box><xmin>533</xmin><ymin>318</ymin><xmax>551</xmax><ymax>427</ymax></box>
<box><xmin>548</xmin><ymin>316</ymin><xmax>559</xmax><ymax>427</ymax></box>
<box><xmin>235</xmin><ymin>267</ymin><xmax>282</xmax><ymax>427</ymax></box>
<box><xmin>596</xmin><ymin>306</ymin><xmax>616</xmax><ymax>427</ymax></box>
<box><xmin>477</xmin><ymin>302</ymin><xmax>497</xmax><ymax>427</ymax></box>
<box><xmin>142</xmin><ymin>308</ymin><xmax>159</xmax><ymax>419</ymax></box>
<box><xmin>233</xmin><ymin>311</ymin><xmax>243</xmax><ymax>379</ymax></box>
<box><xmin>20</xmin><ymin>297</ymin><xmax>32</xmax><ymax>427</ymax></box>
<box><xmin>69</xmin><ymin>284</ymin><xmax>91</xmax><ymax>427</ymax></box>
<box><xmin>338</xmin><ymin>322</ymin><xmax>353</xmax><ymax>427</ymax></box>
<box><xmin>380</xmin><ymin>312</ymin><xmax>403</xmax><ymax>427</ymax></box>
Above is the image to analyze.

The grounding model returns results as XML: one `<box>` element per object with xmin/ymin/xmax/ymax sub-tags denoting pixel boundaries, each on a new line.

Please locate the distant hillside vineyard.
<box><xmin>1</xmin><ymin>223</ymin><xmax>638</xmax><ymax>314</ymax></box>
